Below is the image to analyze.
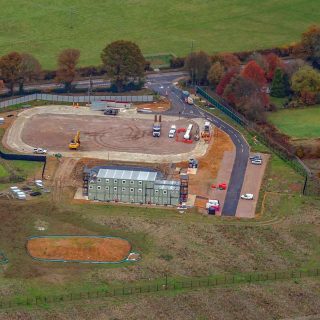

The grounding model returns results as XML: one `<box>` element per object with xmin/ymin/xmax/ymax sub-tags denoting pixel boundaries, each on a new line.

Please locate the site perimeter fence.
<box><xmin>0</xmin><ymin>93</ymin><xmax>153</xmax><ymax>108</ymax></box>
<box><xmin>0</xmin><ymin>268</ymin><xmax>319</xmax><ymax>310</ymax></box>
<box><xmin>196</xmin><ymin>87</ymin><xmax>320</xmax><ymax>196</ymax></box>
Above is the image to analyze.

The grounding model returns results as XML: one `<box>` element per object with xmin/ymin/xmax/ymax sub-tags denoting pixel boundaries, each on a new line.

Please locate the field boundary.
<box><xmin>1</xmin><ymin>267</ymin><xmax>319</xmax><ymax>310</ymax></box>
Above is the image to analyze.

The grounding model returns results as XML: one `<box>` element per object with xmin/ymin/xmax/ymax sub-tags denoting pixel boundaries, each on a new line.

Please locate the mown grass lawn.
<box><xmin>268</xmin><ymin>106</ymin><xmax>320</xmax><ymax>139</ymax></box>
<box><xmin>0</xmin><ymin>0</ymin><xmax>319</xmax><ymax>68</ymax></box>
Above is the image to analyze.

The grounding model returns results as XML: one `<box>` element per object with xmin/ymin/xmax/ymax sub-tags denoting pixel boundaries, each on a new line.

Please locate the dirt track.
<box><xmin>27</xmin><ymin>237</ymin><xmax>131</xmax><ymax>262</ymax></box>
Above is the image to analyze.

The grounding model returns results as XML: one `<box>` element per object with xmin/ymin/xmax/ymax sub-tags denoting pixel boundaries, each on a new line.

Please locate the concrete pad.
<box><xmin>236</xmin><ymin>153</ymin><xmax>270</xmax><ymax>219</ymax></box>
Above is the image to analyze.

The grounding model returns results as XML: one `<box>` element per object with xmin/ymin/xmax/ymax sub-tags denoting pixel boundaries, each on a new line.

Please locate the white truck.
<box><xmin>168</xmin><ymin>125</ymin><xmax>176</xmax><ymax>138</ymax></box>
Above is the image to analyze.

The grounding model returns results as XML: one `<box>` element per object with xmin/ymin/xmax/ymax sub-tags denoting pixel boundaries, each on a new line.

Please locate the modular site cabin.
<box><xmin>84</xmin><ymin>166</ymin><xmax>189</xmax><ymax>206</ymax></box>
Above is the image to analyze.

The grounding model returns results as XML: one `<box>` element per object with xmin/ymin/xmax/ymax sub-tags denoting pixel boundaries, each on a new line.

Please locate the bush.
<box><xmin>170</xmin><ymin>56</ymin><xmax>185</xmax><ymax>68</ymax></box>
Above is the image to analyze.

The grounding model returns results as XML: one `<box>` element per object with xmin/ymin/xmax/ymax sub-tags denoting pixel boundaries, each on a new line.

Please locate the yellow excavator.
<box><xmin>69</xmin><ymin>131</ymin><xmax>80</xmax><ymax>150</ymax></box>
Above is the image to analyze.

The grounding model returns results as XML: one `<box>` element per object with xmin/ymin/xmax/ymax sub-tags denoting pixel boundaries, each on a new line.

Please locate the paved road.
<box><xmin>146</xmin><ymin>74</ymin><xmax>249</xmax><ymax>216</ymax></box>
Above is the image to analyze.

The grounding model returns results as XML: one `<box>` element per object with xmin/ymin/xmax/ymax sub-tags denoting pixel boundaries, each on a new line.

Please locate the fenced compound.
<box><xmin>0</xmin><ymin>268</ymin><xmax>319</xmax><ymax>310</ymax></box>
<box><xmin>0</xmin><ymin>93</ymin><xmax>154</xmax><ymax>109</ymax></box>
<box><xmin>196</xmin><ymin>87</ymin><xmax>320</xmax><ymax>196</ymax></box>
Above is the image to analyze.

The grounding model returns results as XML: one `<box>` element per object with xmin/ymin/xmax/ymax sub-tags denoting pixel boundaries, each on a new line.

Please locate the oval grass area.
<box><xmin>27</xmin><ymin>236</ymin><xmax>132</xmax><ymax>263</ymax></box>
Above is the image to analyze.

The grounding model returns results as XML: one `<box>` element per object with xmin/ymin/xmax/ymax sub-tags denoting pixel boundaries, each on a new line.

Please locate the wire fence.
<box><xmin>196</xmin><ymin>87</ymin><xmax>320</xmax><ymax>196</ymax></box>
<box><xmin>0</xmin><ymin>268</ymin><xmax>319</xmax><ymax>310</ymax></box>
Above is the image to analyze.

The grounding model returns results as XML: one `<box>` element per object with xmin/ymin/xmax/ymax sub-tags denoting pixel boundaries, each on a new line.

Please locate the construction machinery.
<box><xmin>201</xmin><ymin>121</ymin><xmax>211</xmax><ymax>142</ymax></box>
<box><xmin>153</xmin><ymin>115</ymin><xmax>161</xmax><ymax>137</ymax></box>
<box><xmin>69</xmin><ymin>131</ymin><xmax>80</xmax><ymax>150</ymax></box>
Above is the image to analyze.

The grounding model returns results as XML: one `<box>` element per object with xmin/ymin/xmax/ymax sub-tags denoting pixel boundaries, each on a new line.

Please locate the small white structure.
<box><xmin>0</xmin><ymin>117</ymin><xmax>4</xmax><ymax>125</ymax></box>
<box><xmin>183</xmin><ymin>124</ymin><xmax>193</xmax><ymax>140</ymax></box>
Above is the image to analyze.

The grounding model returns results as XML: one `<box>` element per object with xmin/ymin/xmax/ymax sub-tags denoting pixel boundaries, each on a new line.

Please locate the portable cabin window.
<box><xmin>130</xmin><ymin>188</ymin><xmax>134</xmax><ymax>193</ymax></box>
<box><xmin>122</xmin><ymin>187</ymin><xmax>126</xmax><ymax>192</ymax></box>
<box><xmin>105</xmin><ymin>186</ymin><xmax>109</xmax><ymax>191</ymax></box>
<box><xmin>138</xmin><ymin>188</ymin><xmax>142</xmax><ymax>193</ymax></box>
<box><xmin>89</xmin><ymin>185</ymin><xmax>93</xmax><ymax>190</ymax></box>
<box><xmin>122</xmin><ymin>180</ymin><xmax>126</xmax><ymax>184</ymax></box>
<box><xmin>97</xmin><ymin>186</ymin><xmax>101</xmax><ymax>190</ymax></box>
<box><xmin>130</xmin><ymin>180</ymin><xmax>134</xmax><ymax>185</ymax></box>
<box><xmin>114</xmin><ymin>187</ymin><xmax>117</xmax><ymax>191</ymax></box>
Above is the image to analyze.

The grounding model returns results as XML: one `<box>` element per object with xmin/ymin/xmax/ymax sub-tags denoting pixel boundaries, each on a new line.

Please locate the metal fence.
<box><xmin>0</xmin><ymin>268</ymin><xmax>319</xmax><ymax>310</ymax></box>
<box><xmin>0</xmin><ymin>94</ymin><xmax>153</xmax><ymax>108</ymax></box>
<box><xmin>196</xmin><ymin>87</ymin><xmax>320</xmax><ymax>196</ymax></box>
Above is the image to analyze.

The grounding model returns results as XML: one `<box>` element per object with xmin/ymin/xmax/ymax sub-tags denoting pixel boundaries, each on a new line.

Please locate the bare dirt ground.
<box><xmin>21</xmin><ymin>114</ymin><xmax>197</xmax><ymax>154</ymax></box>
<box><xmin>236</xmin><ymin>153</ymin><xmax>270</xmax><ymax>218</ymax></box>
<box><xmin>5</xmin><ymin>105</ymin><xmax>209</xmax><ymax>162</ymax></box>
<box><xmin>27</xmin><ymin>237</ymin><xmax>131</xmax><ymax>262</ymax></box>
<box><xmin>136</xmin><ymin>98</ymin><xmax>171</xmax><ymax>112</ymax></box>
<box><xmin>176</xmin><ymin>128</ymin><xmax>235</xmax><ymax>211</ymax></box>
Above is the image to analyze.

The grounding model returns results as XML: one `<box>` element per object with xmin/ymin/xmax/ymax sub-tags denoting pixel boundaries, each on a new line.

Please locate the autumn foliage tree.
<box><xmin>207</xmin><ymin>62</ymin><xmax>225</xmax><ymax>87</ymax></box>
<box><xmin>265</xmin><ymin>53</ymin><xmax>284</xmax><ymax>81</ymax></box>
<box><xmin>212</xmin><ymin>52</ymin><xmax>241</xmax><ymax>70</ymax></box>
<box><xmin>18</xmin><ymin>53</ymin><xmax>42</xmax><ymax>93</ymax></box>
<box><xmin>0</xmin><ymin>52</ymin><xmax>23</xmax><ymax>95</ymax></box>
<box><xmin>241</xmin><ymin>61</ymin><xmax>267</xmax><ymax>87</ymax></box>
<box><xmin>56</xmin><ymin>48</ymin><xmax>80</xmax><ymax>92</ymax></box>
<box><xmin>291</xmin><ymin>65</ymin><xmax>320</xmax><ymax>105</ymax></box>
<box><xmin>216</xmin><ymin>68</ymin><xmax>238</xmax><ymax>95</ymax></box>
<box><xmin>101</xmin><ymin>40</ymin><xmax>145</xmax><ymax>92</ymax></box>
<box><xmin>294</xmin><ymin>25</ymin><xmax>320</xmax><ymax>68</ymax></box>
<box><xmin>185</xmin><ymin>51</ymin><xmax>211</xmax><ymax>85</ymax></box>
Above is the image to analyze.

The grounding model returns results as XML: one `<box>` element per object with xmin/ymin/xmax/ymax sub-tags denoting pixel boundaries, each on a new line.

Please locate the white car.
<box><xmin>251</xmin><ymin>159</ymin><xmax>262</xmax><ymax>165</ymax></box>
<box><xmin>241</xmin><ymin>193</ymin><xmax>254</xmax><ymax>200</ymax></box>
<box><xmin>33</xmin><ymin>148</ymin><xmax>47</xmax><ymax>154</ymax></box>
<box><xmin>168</xmin><ymin>125</ymin><xmax>176</xmax><ymax>138</ymax></box>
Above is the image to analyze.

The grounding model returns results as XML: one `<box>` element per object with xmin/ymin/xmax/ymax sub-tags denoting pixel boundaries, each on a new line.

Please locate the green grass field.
<box><xmin>268</xmin><ymin>106</ymin><xmax>320</xmax><ymax>139</ymax></box>
<box><xmin>0</xmin><ymin>0</ymin><xmax>319</xmax><ymax>68</ymax></box>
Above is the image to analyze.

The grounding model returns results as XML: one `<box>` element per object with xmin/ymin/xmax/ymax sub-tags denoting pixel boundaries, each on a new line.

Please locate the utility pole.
<box><xmin>191</xmin><ymin>40</ymin><xmax>195</xmax><ymax>86</ymax></box>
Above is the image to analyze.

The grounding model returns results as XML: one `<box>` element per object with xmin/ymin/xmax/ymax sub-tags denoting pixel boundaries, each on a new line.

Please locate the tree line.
<box><xmin>0</xmin><ymin>24</ymin><xmax>318</xmax><ymax>101</ymax></box>
<box><xmin>183</xmin><ymin>25</ymin><xmax>320</xmax><ymax>122</ymax></box>
<box><xmin>0</xmin><ymin>40</ymin><xmax>146</xmax><ymax>95</ymax></box>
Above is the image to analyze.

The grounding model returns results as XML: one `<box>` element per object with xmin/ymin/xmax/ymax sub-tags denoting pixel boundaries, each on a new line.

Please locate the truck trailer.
<box><xmin>153</xmin><ymin>115</ymin><xmax>161</xmax><ymax>137</ymax></box>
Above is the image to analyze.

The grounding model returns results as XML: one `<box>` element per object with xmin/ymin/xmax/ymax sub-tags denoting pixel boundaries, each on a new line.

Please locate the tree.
<box><xmin>185</xmin><ymin>51</ymin><xmax>211</xmax><ymax>85</ymax></box>
<box><xmin>56</xmin><ymin>48</ymin><xmax>80</xmax><ymax>92</ymax></box>
<box><xmin>265</xmin><ymin>53</ymin><xmax>284</xmax><ymax>80</ymax></box>
<box><xmin>0</xmin><ymin>52</ymin><xmax>22</xmax><ymax>95</ymax></box>
<box><xmin>291</xmin><ymin>65</ymin><xmax>320</xmax><ymax>104</ymax></box>
<box><xmin>295</xmin><ymin>25</ymin><xmax>320</xmax><ymax>68</ymax></box>
<box><xmin>216</xmin><ymin>68</ymin><xmax>238</xmax><ymax>95</ymax></box>
<box><xmin>212</xmin><ymin>52</ymin><xmax>241</xmax><ymax>71</ymax></box>
<box><xmin>207</xmin><ymin>62</ymin><xmax>225</xmax><ymax>87</ymax></box>
<box><xmin>270</xmin><ymin>68</ymin><xmax>287</xmax><ymax>98</ymax></box>
<box><xmin>18</xmin><ymin>53</ymin><xmax>42</xmax><ymax>93</ymax></box>
<box><xmin>241</xmin><ymin>61</ymin><xmax>267</xmax><ymax>87</ymax></box>
<box><xmin>247</xmin><ymin>52</ymin><xmax>268</xmax><ymax>72</ymax></box>
<box><xmin>101</xmin><ymin>40</ymin><xmax>145</xmax><ymax>92</ymax></box>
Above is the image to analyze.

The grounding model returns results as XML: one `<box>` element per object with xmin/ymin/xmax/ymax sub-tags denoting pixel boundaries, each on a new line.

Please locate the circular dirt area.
<box><xmin>21</xmin><ymin>114</ymin><xmax>198</xmax><ymax>154</ymax></box>
<box><xmin>27</xmin><ymin>236</ymin><xmax>132</xmax><ymax>263</ymax></box>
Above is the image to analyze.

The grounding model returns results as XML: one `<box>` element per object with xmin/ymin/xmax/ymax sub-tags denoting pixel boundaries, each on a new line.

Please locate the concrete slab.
<box><xmin>235</xmin><ymin>153</ymin><xmax>270</xmax><ymax>219</ymax></box>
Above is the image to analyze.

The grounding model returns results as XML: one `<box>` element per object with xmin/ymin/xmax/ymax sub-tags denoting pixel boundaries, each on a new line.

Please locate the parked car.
<box><xmin>168</xmin><ymin>125</ymin><xmax>176</xmax><ymax>138</ymax></box>
<box><xmin>241</xmin><ymin>193</ymin><xmax>254</xmax><ymax>200</ymax></box>
<box><xmin>104</xmin><ymin>108</ymin><xmax>119</xmax><ymax>116</ymax></box>
<box><xmin>249</xmin><ymin>154</ymin><xmax>262</xmax><ymax>160</ymax></box>
<box><xmin>35</xmin><ymin>180</ymin><xmax>44</xmax><ymax>188</ymax></box>
<box><xmin>33</xmin><ymin>148</ymin><xmax>47</xmax><ymax>154</ymax></box>
<box><xmin>251</xmin><ymin>159</ymin><xmax>262</xmax><ymax>165</ymax></box>
<box><xmin>30</xmin><ymin>191</ymin><xmax>41</xmax><ymax>197</ymax></box>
